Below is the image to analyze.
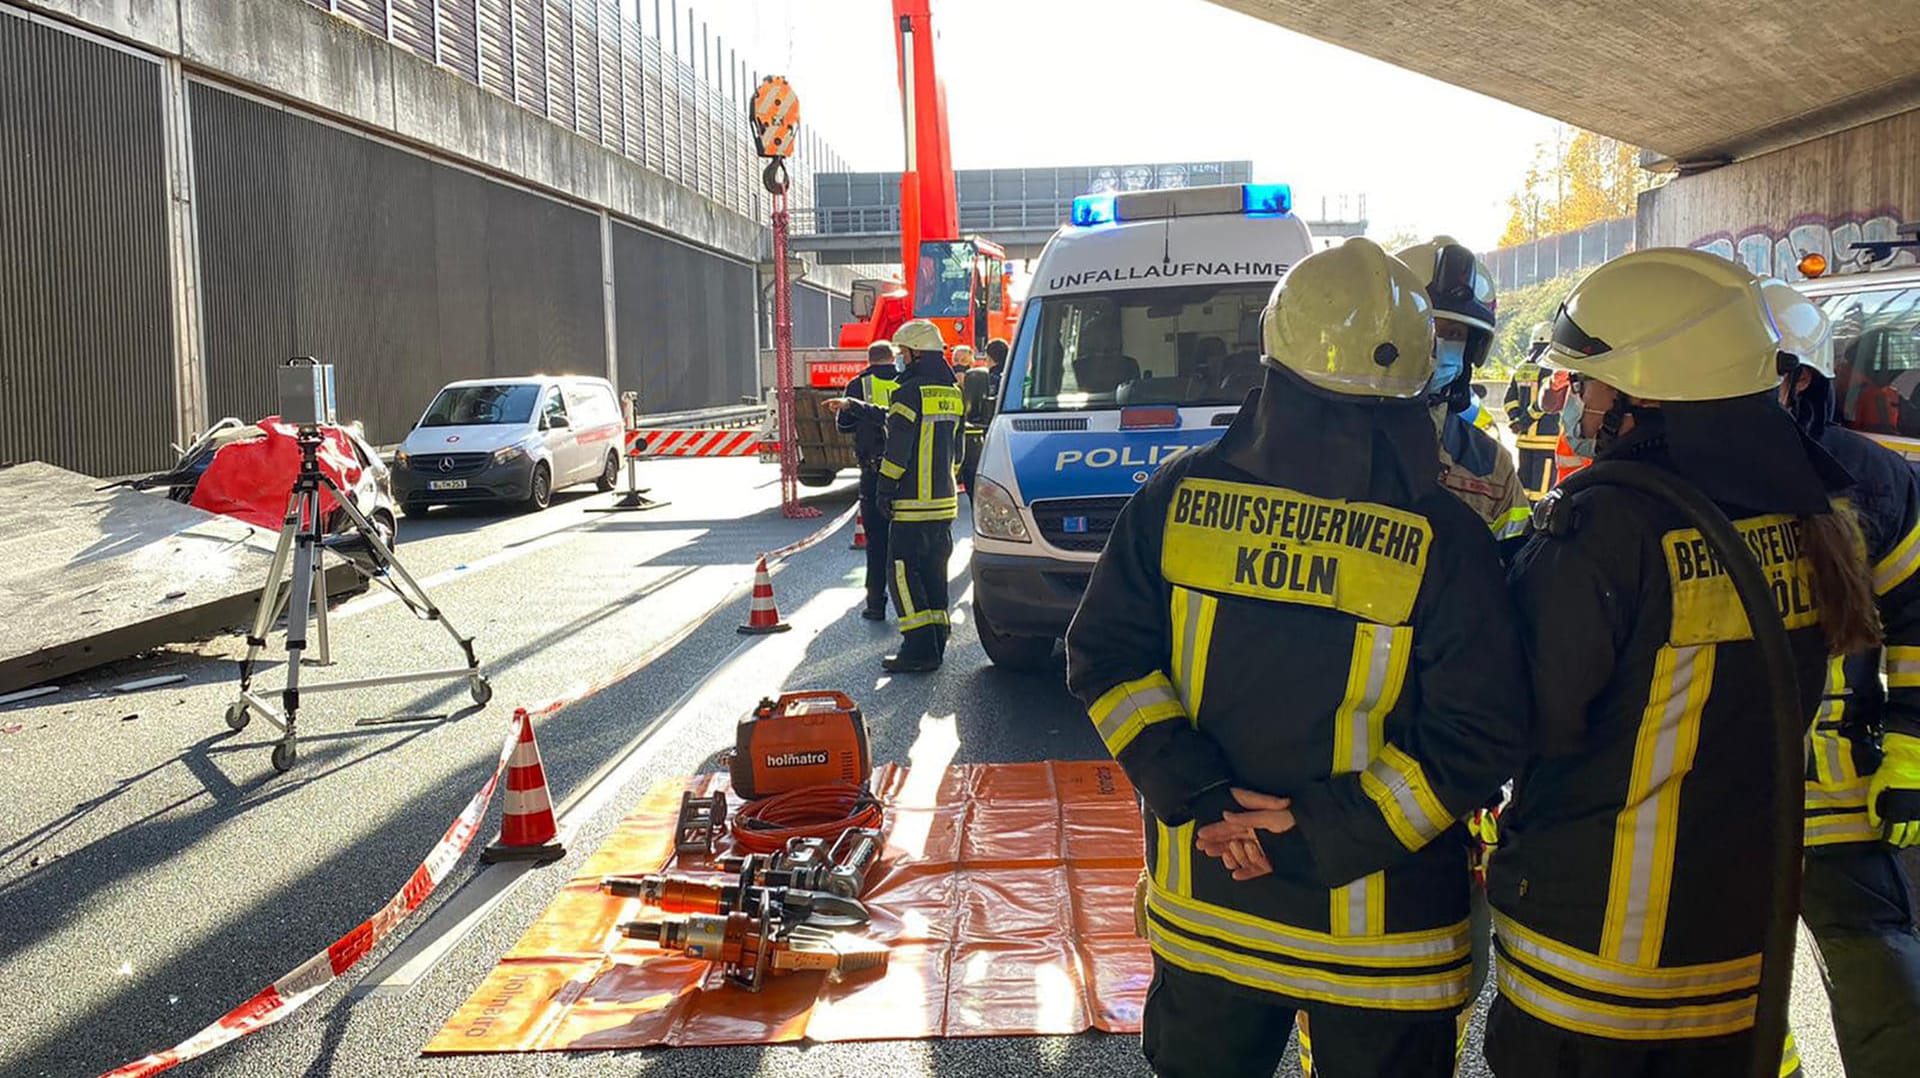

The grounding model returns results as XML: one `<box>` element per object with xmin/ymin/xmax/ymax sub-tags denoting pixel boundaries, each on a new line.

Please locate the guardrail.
<box><xmin>630</xmin><ymin>404</ymin><xmax>766</xmax><ymax>430</ymax></box>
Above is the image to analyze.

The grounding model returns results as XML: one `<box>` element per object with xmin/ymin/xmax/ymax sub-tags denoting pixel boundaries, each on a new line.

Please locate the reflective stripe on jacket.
<box><xmin>877</xmin><ymin>366</ymin><xmax>962</xmax><ymax>522</ymax></box>
<box><xmin>1497</xmin><ymin>470</ymin><xmax>1832</xmax><ymax>1040</ymax></box>
<box><xmin>1803</xmin><ymin>426</ymin><xmax>1920</xmax><ymax>846</ymax></box>
<box><xmin>1066</xmin><ymin>438</ymin><xmax>1528</xmax><ymax>1014</ymax></box>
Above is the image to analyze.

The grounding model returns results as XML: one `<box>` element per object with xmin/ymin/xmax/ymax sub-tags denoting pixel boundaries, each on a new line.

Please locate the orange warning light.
<box><xmin>1798</xmin><ymin>252</ymin><xmax>1828</xmax><ymax>278</ymax></box>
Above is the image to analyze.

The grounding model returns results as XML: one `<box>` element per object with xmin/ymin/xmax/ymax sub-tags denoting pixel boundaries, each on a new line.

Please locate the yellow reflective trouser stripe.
<box><xmin>898</xmin><ymin>610</ymin><xmax>947</xmax><ymax>631</ymax></box>
<box><xmin>1602</xmin><ymin>643</ymin><xmax>1715</xmax><ymax>967</ymax></box>
<box><xmin>1493</xmin><ymin>913</ymin><xmax>1761</xmax><ymax>998</ymax></box>
<box><xmin>1360</xmin><ymin>743</ymin><xmax>1452</xmax><ymax>853</ymax></box>
<box><xmin>1149</xmin><ymin>918</ymin><xmax>1469</xmax><ymax>1010</ymax></box>
<box><xmin>1088</xmin><ymin>673</ymin><xmax>1186</xmax><ymax>756</ymax></box>
<box><xmin>1491</xmin><ymin>505</ymin><xmax>1530</xmax><ymax>540</ymax></box>
<box><xmin>893</xmin><ymin>560</ymin><xmax>915</xmax><ymax>620</ymax></box>
<box><xmin>1496</xmin><ymin>961</ymin><xmax>1756</xmax><ymax>1041</ymax></box>
<box><xmin>1331</xmin><ymin>624</ymin><xmax>1408</xmax><ymax>932</ymax></box>
<box><xmin>1781</xmin><ymin>1030</ymin><xmax>1802</xmax><ymax>1078</ymax></box>
<box><xmin>1874</xmin><ymin>517</ymin><xmax>1920</xmax><ymax>595</ymax></box>
<box><xmin>1150</xmin><ymin>883</ymin><xmax>1469</xmax><ymax>968</ymax></box>
<box><xmin>1887</xmin><ymin>645</ymin><xmax>1920</xmax><ymax>689</ymax></box>
<box><xmin>1168</xmin><ymin>587</ymin><xmax>1218</xmax><ymax>716</ymax></box>
<box><xmin>878</xmin><ymin>459</ymin><xmax>906</xmax><ymax>480</ymax></box>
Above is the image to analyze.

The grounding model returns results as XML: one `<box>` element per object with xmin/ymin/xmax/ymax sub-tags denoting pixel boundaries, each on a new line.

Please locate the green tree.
<box><xmin>1487</xmin><ymin>271</ymin><xmax>1585</xmax><ymax>376</ymax></box>
<box><xmin>1499</xmin><ymin>127</ymin><xmax>1648</xmax><ymax>248</ymax></box>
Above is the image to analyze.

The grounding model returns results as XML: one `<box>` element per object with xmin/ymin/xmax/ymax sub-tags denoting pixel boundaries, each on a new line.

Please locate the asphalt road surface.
<box><xmin>0</xmin><ymin>457</ymin><xmax>1888</xmax><ymax>1077</ymax></box>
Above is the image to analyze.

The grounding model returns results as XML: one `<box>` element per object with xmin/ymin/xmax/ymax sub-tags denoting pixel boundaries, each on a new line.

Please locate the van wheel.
<box><xmin>975</xmin><ymin>596</ymin><xmax>1057</xmax><ymax>671</ymax></box>
<box><xmin>798</xmin><ymin>469</ymin><xmax>837</xmax><ymax>488</ymax></box>
<box><xmin>400</xmin><ymin>501</ymin><xmax>429</xmax><ymax>519</ymax></box>
<box><xmin>524</xmin><ymin>463</ymin><xmax>552</xmax><ymax>512</ymax></box>
<box><xmin>595</xmin><ymin>451</ymin><xmax>620</xmax><ymax>492</ymax></box>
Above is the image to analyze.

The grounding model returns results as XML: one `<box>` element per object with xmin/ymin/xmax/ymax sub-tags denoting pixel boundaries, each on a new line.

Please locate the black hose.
<box><xmin>1557</xmin><ymin>461</ymin><xmax>1801</xmax><ymax>1078</ymax></box>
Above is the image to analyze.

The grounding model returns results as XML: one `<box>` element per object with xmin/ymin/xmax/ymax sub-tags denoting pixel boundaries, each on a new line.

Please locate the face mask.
<box><xmin>1428</xmin><ymin>339</ymin><xmax>1466</xmax><ymax>398</ymax></box>
<box><xmin>1561</xmin><ymin>388</ymin><xmax>1599</xmax><ymax>458</ymax></box>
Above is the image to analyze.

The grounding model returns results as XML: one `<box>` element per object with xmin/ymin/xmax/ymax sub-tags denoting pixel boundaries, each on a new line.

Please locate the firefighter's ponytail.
<box><xmin>1803</xmin><ymin>505</ymin><xmax>1880</xmax><ymax>656</ymax></box>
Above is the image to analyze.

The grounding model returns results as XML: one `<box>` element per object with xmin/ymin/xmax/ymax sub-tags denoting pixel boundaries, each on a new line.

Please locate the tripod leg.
<box><xmin>319</xmin><ymin>474</ymin><xmax>485</xmax><ymax>679</ymax></box>
<box><xmin>237</xmin><ymin>504</ymin><xmax>302</xmax><ymax>686</ymax></box>
<box><xmin>274</xmin><ymin>491</ymin><xmax>318</xmax><ymax>771</ymax></box>
<box><xmin>311</xmin><ymin>543</ymin><xmax>331</xmax><ymax>666</ymax></box>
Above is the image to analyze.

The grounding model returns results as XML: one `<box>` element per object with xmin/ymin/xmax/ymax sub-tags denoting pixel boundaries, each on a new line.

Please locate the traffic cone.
<box><xmin>482</xmin><ymin>709</ymin><xmax>566</xmax><ymax>863</ymax></box>
<box><xmin>737</xmin><ymin>556</ymin><xmax>792</xmax><ymax>635</ymax></box>
<box><xmin>850</xmin><ymin>512</ymin><xmax>867</xmax><ymax>550</ymax></box>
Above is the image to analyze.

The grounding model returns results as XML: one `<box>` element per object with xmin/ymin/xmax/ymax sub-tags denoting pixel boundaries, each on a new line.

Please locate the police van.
<box><xmin>969</xmin><ymin>183</ymin><xmax>1316</xmax><ymax>668</ymax></box>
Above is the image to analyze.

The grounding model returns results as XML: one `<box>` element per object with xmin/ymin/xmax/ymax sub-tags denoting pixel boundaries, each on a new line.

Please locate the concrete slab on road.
<box><xmin>0</xmin><ymin>463</ymin><xmax>355</xmax><ymax>694</ymax></box>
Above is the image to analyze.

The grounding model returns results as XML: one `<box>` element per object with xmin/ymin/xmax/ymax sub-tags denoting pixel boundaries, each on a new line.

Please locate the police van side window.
<box><xmin>1825</xmin><ymin>287</ymin><xmax>1920</xmax><ymax>437</ymax></box>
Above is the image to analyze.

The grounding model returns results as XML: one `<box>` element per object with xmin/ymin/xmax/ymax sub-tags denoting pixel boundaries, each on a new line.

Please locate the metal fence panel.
<box><xmin>191</xmin><ymin>83</ymin><xmax>604</xmax><ymax>445</ymax></box>
<box><xmin>0</xmin><ymin>13</ymin><xmax>175</xmax><ymax>475</ymax></box>
<box><xmin>612</xmin><ymin>222</ymin><xmax>755</xmax><ymax>413</ymax></box>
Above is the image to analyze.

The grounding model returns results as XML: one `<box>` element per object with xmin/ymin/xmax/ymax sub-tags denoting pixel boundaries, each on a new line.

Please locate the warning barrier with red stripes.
<box><xmin>100</xmin><ymin>706</ymin><xmax>551</xmax><ymax>1078</ymax></box>
<box><xmin>625</xmin><ymin>428</ymin><xmax>765</xmax><ymax>458</ymax></box>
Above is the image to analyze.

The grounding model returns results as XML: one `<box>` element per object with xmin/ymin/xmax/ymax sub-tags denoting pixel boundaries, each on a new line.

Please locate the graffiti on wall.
<box><xmin>1690</xmin><ymin>208</ymin><xmax>1913</xmax><ymax>282</ymax></box>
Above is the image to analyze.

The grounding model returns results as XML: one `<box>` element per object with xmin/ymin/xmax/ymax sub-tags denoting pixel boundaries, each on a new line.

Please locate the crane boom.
<box><xmin>893</xmin><ymin>0</ymin><xmax>959</xmax><ymax>274</ymax></box>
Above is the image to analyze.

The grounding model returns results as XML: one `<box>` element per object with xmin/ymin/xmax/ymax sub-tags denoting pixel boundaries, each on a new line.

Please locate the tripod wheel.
<box><xmin>271</xmin><ymin>741</ymin><xmax>297</xmax><ymax>772</ymax></box>
<box><xmin>225</xmin><ymin>702</ymin><xmax>250</xmax><ymax>732</ymax></box>
<box><xmin>469</xmin><ymin>676</ymin><xmax>493</xmax><ymax>706</ymax></box>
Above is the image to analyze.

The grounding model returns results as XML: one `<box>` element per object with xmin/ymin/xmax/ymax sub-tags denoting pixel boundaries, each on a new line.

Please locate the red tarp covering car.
<box><xmin>189</xmin><ymin>418</ymin><xmax>363</xmax><ymax>531</ymax></box>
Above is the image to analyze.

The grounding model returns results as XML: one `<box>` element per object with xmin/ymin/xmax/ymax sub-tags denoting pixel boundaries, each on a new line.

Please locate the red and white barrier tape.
<box><xmin>761</xmin><ymin>500</ymin><xmax>859</xmax><ymax>563</ymax></box>
<box><xmin>100</xmin><ymin>710</ymin><xmax>532</xmax><ymax>1078</ymax></box>
<box><xmin>626</xmin><ymin>428</ymin><xmax>764</xmax><ymax>457</ymax></box>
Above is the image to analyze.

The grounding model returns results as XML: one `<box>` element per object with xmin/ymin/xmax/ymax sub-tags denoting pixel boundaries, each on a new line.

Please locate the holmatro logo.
<box><xmin>766</xmin><ymin>751</ymin><xmax>829</xmax><ymax>768</ymax></box>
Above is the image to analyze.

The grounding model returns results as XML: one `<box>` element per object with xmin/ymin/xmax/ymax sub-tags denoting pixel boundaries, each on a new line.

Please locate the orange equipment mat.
<box><xmin>426</xmin><ymin>759</ymin><xmax>1151</xmax><ymax>1053</ymax></box>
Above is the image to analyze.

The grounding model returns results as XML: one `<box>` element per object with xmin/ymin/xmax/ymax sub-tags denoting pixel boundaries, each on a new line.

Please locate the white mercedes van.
<box><xmin>395</xmin><ymin>376</ymin><xmax>624</xmax><ymax>514</ymax></box>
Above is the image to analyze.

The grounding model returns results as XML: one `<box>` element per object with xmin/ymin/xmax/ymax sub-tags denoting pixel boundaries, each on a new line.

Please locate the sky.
<box><xmin>673</xmin><ymin>0</ymin><xmax>1566</xmax><ymax>253</ymax></box>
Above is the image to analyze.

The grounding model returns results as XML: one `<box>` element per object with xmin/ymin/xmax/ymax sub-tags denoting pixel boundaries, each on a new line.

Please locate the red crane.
<box><xmin>837</xmin><ymin>1</ymin><xmax>1017</xmax><ymax>355</ymax></box>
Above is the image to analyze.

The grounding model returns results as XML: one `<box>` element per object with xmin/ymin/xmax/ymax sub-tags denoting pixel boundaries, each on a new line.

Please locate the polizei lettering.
<box><xmin>1056</xmin><ymin>444</ymin><xmax>1194</xmax><ymax>471</ymax></box>
<box><xmin>765</xmin><ymin>750</ymin><xmax>830</xmax><ymax>768</ymax></box>
<box><xmin>1047</xmin><ymin>261</ymin><xmax>1289</xmax><ymax>291</ymax></box>
<box><xmin>1159</xmin><ymin>477</ymin><xmax>1431</xmax><ymax>625</ymax></box>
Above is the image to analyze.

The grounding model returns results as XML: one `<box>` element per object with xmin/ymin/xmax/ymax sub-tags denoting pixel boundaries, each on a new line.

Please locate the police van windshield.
<box><xmin>1014</xmin><ymin>283</ymin><xmax>1271</xmax><ymax>412</ymax></box>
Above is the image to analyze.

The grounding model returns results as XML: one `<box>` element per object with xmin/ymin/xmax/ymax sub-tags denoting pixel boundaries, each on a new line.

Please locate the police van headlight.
<box><xmin>972</xmin><ymin>476</ymin><xmax>1031</xmax><ymax>543</ymax></box>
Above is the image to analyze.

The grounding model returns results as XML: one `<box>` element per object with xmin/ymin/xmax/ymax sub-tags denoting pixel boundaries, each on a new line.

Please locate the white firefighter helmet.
<box><xmin>1527</xmin><ymin>320</ymin><xmax>1553</xmax><ymax>362</ymax></box>
<box><xmin>891</xmin><ymin>319</ymin><xmax>947</xmax><ymax>356</ymax></box>
<box><xmin>1543</xmin><ymin>247</ymin><xmax>1781</xmax><ymax>401</ymax></box>
<box><xmin>1760</xmin><ymin>278</ymin><xmax>1835</xmax><ymax>379</ymax></box>
<box><xmin>1396</xmin><ymin>237</ymin><xmax>1497</xmax><ymax>343</ymax></box>
<box><xmin>1261</xmin><ymin>237</ymin><xmax>1435</xmax><ymax>400</ymax></box>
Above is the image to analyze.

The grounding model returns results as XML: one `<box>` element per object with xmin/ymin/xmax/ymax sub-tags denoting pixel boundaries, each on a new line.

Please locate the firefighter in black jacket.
<box><xmin>1488</xmin><ymin>250</ymin><xmax>1881</xmax><ymax>1078</ymax></box>
<box><xmin>1066</xmin><ymin>238</ymin><xmax>1530</xmax><ymax>1078</ymax></box>
<box><xmin>1765</xmin><ymin>279</ymin><xmax>1920</xmax><ymax>1077</ymax></box>
<box><xmin>827</xmin><ymin>319</ymin><xmax>963</xmax><ymax>672</ymax></box>
<box><xmin>838</xmin><ymin>341</ymin><xmax>901</xmax><ymax>620</ymax></box>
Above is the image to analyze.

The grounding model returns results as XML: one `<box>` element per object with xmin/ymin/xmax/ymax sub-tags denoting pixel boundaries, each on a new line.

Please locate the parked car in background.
<box><xmin>394</xmin><ymin>376</ymin><xmax>624</xmax><ymax>514</ymax></box>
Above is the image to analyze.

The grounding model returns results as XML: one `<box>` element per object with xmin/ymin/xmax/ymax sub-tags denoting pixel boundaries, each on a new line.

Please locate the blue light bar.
<box><xmin>1071</xmin><ymin>194</ymin><xmax>1117</xmax><ymax>227</ymax></box>
<box><xmin>1242</xmin><ymin>183</ymin><xmax>1293</xmax><ymax>216</ymax></box>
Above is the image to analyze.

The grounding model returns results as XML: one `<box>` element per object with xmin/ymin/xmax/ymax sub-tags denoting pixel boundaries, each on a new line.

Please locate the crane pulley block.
<box><xmin>749</xmin><ymin>77</ymin><xmax>800</xmax><ymax>159</ymax></box>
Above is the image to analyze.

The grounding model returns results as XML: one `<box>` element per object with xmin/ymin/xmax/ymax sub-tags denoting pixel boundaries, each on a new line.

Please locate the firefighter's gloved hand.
<box><xmin>1870</xmin><ymin>732</ymin><xmax>1920</xmax><ymax>848</ymax></box>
